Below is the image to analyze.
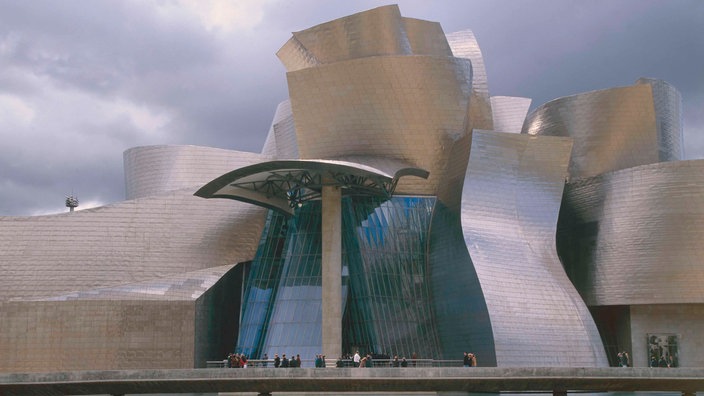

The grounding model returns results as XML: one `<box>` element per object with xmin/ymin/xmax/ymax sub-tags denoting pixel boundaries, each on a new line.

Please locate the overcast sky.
<box><xmin>0</xmin><ymin>0</ymin><xmax>702</xmax><ymax>216</ymax></box>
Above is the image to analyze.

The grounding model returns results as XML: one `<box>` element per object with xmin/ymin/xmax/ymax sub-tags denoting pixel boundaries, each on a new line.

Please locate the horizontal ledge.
<box><xmin>1</xmin><ymin>367</ymin><xmax>704</xmax><ymax>395</ymax></box>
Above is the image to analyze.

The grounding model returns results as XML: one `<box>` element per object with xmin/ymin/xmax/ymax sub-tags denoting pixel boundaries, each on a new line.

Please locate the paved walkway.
<box><xmin>1</xmin><ymin>367</ymin><xmax>703</xmax><ymax>395</ymax></box>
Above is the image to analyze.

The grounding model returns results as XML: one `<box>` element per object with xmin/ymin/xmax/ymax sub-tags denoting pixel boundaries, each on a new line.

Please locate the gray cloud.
<box><xmin>0</xmin><ymin>0</ymin><xmax>702</xmax><ymax>215</ymax></box>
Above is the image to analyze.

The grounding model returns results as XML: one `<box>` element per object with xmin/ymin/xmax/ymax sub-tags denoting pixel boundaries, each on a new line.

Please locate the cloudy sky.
<box><xmin>0</xmin><ymin>0</ymin><xmax>702</xmax><ymax>216</ymax></box>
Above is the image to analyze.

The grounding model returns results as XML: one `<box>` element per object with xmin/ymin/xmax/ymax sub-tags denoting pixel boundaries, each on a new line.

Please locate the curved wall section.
<box><xmin>0</xmin><ymin>190</ymin><xmax>266</xmax><ymax>301</ymax></box>
<box><xmin>261</xmin><ymin>100</ymin><xmax>298</xmax><ymax>159</ymax></box>
<box><xmin>523</xmin><ymin>81</ymin><xmax>679</xmax><ymax>180</ymax></box>
<box><xmin>446</xmin><ymin>30</ymin><xmax>493</xmax><ymax>131</ymax></box>
<box><xmin>461</xmin><ymin>130</ymin><xmax>607</xmax><ymax>367</ymax></box>
<box><xmin>277</xmin><ymin>5</ymin><xmax>411</xmax><ymax>72</ymax></box>
<box><xmin>557</xmin><ymin>160</ymin><xmax>704</xmax><ymax>306</ymax></box>
<box><xmin>124</xmin><ymin>145</ymin><xmax>270</xmax><ymax>200</ymax></box>
<box><xmin>490</xmin><ymin>96</ymin><xmax>531</xmax><ymax>134</ymax></box>
<box><xmin>277</xmin><ymin>5</ymin><xmax>454</xmax><ymax>72</ymax></box>
<box><xmin>403</xmin><ymin>17</ymin><xmax>452</xmax><ymax>57</ymax></box>
<box><xmin>637</xmin><ymin>78</ymin><xmax>683</xmax><ymax>161</ymax></box>
<box><xmin>287</xmin><ymin>55</ymin><xmax>472</xmax><ymax>208</ymax></box>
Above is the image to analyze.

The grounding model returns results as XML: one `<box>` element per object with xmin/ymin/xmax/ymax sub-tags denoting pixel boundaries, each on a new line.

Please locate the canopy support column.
<box><xmin>321</xmin><ymin>185</ymin><xmax>342</xmax><ymax>366</ymax></box>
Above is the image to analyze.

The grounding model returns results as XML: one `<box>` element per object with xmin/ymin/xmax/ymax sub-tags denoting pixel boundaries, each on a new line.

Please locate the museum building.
<box><xmin>1</xmin><ymin>5</ymin><xmax>703</xmax><ymax>371</ymax></box>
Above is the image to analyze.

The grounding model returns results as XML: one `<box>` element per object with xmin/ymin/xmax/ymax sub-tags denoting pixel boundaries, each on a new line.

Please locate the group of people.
<box><xmin>226</xmin><ymin>350</ymin><xmax>472</xmax><ymax>368</ymax></box>
<box><xmin>463</xmin><ymin>352</ymin><xmax>477</xmax><ymax>367</ymax></box>
<box><xmin>314</xmin><ymin>354</ymin><xmax>327</xmax><ymax>367</ymax></box>
<box><xmin>349</xmin><ymin>351</ymin><xmax>413</xmax><ymax>368</ymax></box>
<box><xmin>272</xmin><ymin>353</ymin><xmax>302</xmax><ymax>367</ymax></box>
<box><xmin>650</xmin><ymin>354</ymin><xmax>676</xmax><ymax>368</ymax></box>
<box><xmin>226</xmin><ymin>353</ymin><xmax>249</xmax><ymax>368</ymax></box>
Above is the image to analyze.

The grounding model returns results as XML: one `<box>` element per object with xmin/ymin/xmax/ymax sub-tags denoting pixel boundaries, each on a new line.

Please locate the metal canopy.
<box><xmin>194</xmin><ymin>159</ymin><xmax>429</xmax><ymax>215</ymax></box>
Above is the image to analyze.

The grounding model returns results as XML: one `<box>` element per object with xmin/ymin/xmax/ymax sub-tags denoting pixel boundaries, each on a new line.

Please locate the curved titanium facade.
<box><xmin>261</xmin><ymin>100</ymin><xmax>298</xmax><ymax>159</ymax></box>
<box><xmin>523</xmin><ymin>80</ymin><xmax>682</xmax><ymax>180</ymax></box>
<box><xmin>490</xmin><ymin>96</ymin><xmax>532</xmax><ymax>134</ymax></box>
<box><xmin>279</xmin><ymin>5</ymin><xmax>473</xmax><ymax>210</ymax></box>
<box><xmin>637</xmin><ymin>78</ymin><xmax>683</xmax><ymax>161</ymax></box>
<box><xmin>461</xmin><ymin>130</ymin><xmax>607</xmax><ymax>366</ymax></box>
<box><xmin>557</xmin><ymin>160</ymin><xmax>704</xmax><ymax>307</ymax></box>
<box><xmin>287</xmin><ymin>55</ymin><xmax>472</xmax><ymax>208</ymax></box>
<box><xmin>124</xmin><ymin>145</ymin><xmax>270</xmax><ymax>200</ymax></box>
<box><xmin>0</xmin><ymin>189</ymin><xmax>266</xmax><ymax>301</ymax></box>
<box><xmin>4</xmin><ymin>4</ymin><xmax>700</xmax><ymax>372</ymax></box>
<box><xmin>276</xmin><ymin>5</ymin><xmax>453</xmax><ymax>72</ymax></box>
<box><xmin>446</xmin><ymin>29</ymin><xmax>493</xmax><ymax>131</ymax></box>
<box><xmin>0</xmin><ymin>147</ymin><xmax>268</xmax><ymax>372</ymax></box>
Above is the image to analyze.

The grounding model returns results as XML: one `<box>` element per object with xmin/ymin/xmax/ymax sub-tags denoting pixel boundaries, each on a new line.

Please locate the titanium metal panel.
<box><xmin>402</xmin><ymin>17</ymin><xmax>453</xmax><ymax>57</ymax></box>
<box><xmin>523</xmin><ymin>83</ymin><xmax>661</xmax><ymax>180</ymax></box>
<box><xmin>287</xmin><ymin>55</ymin><xmax>472</xmax><ymax>209</ymax></box>
<box><xmin>261</xmin><ymin>100</ymin><xmax>298</xmax><ymax>159</ymax></box>
<box><xmin>124</xmin><ymin>145</ymin><xmax>270</xmax><ymax>200</ymax></box>
<box><xmin>446</xmin><ymin>30</ymin><xmax>493</xmax><ymax>131</ymax></box>
<box><xmin>277</xmin><ymin>5</ymin><xmax>411</xmax><ymax>72</ymax></box>
<box><xmin>461</xmin><ymin>130</ymin><xmax>607</xmax><ymax>367</ymax></box>
<box><xmin>0</xmin><ymin>265</ymin><xmax>243</xmax><ymax>372</ymax></box>
<box><xmin>557</xmin><ymin>160</ymin><xmax>704</xmax><ymax>306</ymax></box>
<box><xmin>491</xmin><ymin>96</ymin><xmax>531</xmax><ymax>133</ymax></box>
<box><xmin>637</xmin><ymin>78</ymin><xmax>683</xmax><ymax>161</ymax></box>
<box><xmin>0</xmin><ymin>189</ymin><xmax>266</xmax><ymax>301</ymax></box>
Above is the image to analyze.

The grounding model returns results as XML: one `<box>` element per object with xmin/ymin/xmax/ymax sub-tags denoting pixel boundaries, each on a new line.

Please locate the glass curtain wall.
<box><xmin>236</xmin><ymin>196</ymin><xmax>440</xmax><ymax>363</ymax></box>
<box><xmin>343</xmin><ymin>196</ymin><xmax>440</xmax><ymax>359</ymax></box>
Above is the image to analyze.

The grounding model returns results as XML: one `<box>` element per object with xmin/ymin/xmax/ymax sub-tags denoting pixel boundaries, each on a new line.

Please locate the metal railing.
<box><xmin>207</xmin><ymin>358</ymin><xmax>463</xmax><ymax>368</ymax></box>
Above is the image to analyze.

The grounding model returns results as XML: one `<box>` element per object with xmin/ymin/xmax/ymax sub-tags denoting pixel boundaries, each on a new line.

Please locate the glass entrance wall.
<box><xmin>235</xmin><ymin>196</ymin><xmax>440</xmax><ymax>363</ymax></box>
<box><xmin>235</xmin><ymin>210</ymin><xmax>289</xmax><ymax>358</ymax></box>
<box><xmin>343</xmin><ymin>196</ymin><xmax>440</xmax><ymax>359</ymax></box>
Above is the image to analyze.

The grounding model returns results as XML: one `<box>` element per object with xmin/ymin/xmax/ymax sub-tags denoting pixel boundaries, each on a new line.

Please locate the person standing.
<box><xmin>353</xmin><ymin>351</ymin><xmax>361</xmax><ymax>367</ymax></box>
<box><xmin>263</xmin><ymin>353</ymin><xmax>269</xmax><ymax>367</ymax></box>
<box><xmin>463</xmin><ymin>352</ymin><xmax>470</xmax><ymax>367</ymax></box>
<box><xmin>392</xmin><ymin>355</ymin><xmax>400</xmax><ymax>367</ymax></box>
<box><xmin>274</xmin><ymin>354</ymin><xmax>280</xmax><ymax>368</ymax></box>
<box><xmin>659</xmin><ymin>355</ymin><xmax>668</xmax><ymax>367</ymax></box>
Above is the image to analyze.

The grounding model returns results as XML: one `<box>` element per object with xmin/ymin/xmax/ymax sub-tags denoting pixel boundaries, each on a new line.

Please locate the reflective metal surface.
<box><xmin>637</xmin><ymin>78</ymin><xmax>683</xmax><ymax>161</ymax></box>
<box><xmin>124</xmin><ymin>145</ymin><xmax>269</xmax><ymax>200</ymax></box>
<box><xmin>261</xmin><ymin>100</ymin><xmax>298</xmax><ymax>159</ymax></box>
<box><xmin>446</xmin><ymin>29</ymin><xmax>493</xmax><ymax>130</ymax></box>
<box><xmin>0</xmin><ymin>147</ymin><xmax>268</xmax><ymax>372</ymax></box>
<box><xmin>277</xmin><ymin>5</ymin><xmax>454</xmax><ymax>72</ymax></box>
<box><xmin>287</xmin><ymin>55</ymin><xmax>472</xmax><ymax>208</ymax></box>
<box><xmin>461</xmin><ymin>130</ymin><xmax>607</xmax><ymax>367</ymax></box>
<box><xmin>557</xmin><ymin>159</ymin><xmax>704</xmax><ymax>306</ymax></box>
<box><xmin>2</xmin><ymin>4</ymin><xmax>699</xmax><ymax>373</ymax></box>
<box><xmin>523</xmin><ymin>79</ymin><xmax>682</xmax><ymax>180</ymax></box>
<box><xmin>490</xmin><ymin>96</ymin><xmax>531</xmax><ymax>133</ymax></box>
<box><xmin>280</xmin><ymin>5</ymin><xmax>473</xmax><ymax>210</ymax></box>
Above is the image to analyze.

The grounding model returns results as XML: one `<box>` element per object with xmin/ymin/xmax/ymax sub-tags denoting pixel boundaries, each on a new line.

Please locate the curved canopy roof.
<box><xmin>194</xmin><ymin>158</ymin><xmax>429</xmax><ymax>215</ymax></box>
